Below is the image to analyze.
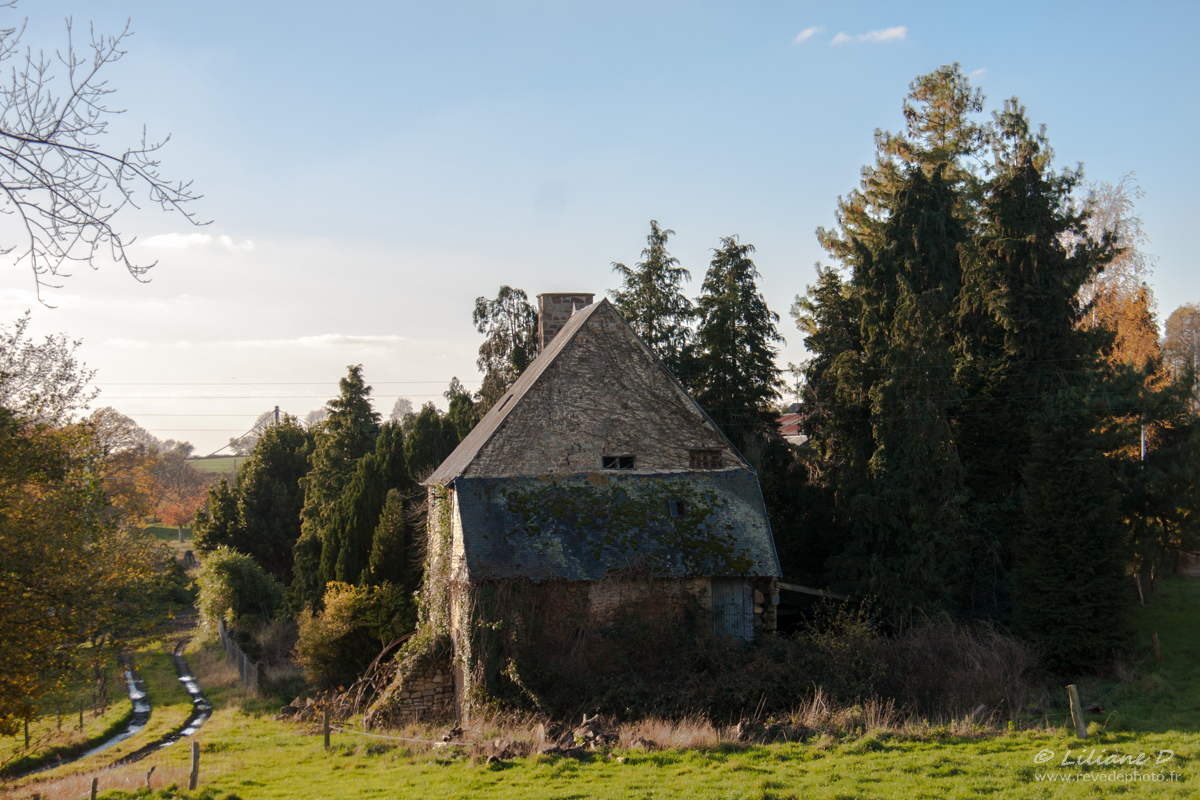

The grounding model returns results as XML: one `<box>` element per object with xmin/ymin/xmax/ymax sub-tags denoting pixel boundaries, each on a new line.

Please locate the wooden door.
<box><xmin>711</xmin><ymin>578</ymin><xmax>753</xmax><ymax>640</ymax></box>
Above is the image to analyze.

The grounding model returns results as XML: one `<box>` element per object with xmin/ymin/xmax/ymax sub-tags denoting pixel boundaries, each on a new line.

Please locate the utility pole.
<box><xmin>274</xmin><ymin>405</ymin><xmax>280</xmax><ymax>425</ymax></box>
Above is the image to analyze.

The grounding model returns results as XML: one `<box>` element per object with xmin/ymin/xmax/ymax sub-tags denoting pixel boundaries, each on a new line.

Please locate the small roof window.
<box><xmin>602</xmin><ymin>455</ymin><xmax>635</xmax><ymax>470</ymax></box>
<box><xmin>689</xmin><ymin>449</ymin><xmax>723</xmax><ymax>469</ymax></box>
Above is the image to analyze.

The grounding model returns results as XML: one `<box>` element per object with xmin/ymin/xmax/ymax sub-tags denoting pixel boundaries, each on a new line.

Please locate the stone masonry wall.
<box><xmin>585</xmin><ymin>576</ymin><xmax>712</xmax><ymax>626</ymax></box>
<box><xmin>538</xmin><ymin>293</ymin><xmax>595</xmax><ymax>349</ymax></box>
<box><xmin>467</xmin><ymin>302</ymin><xmax>739</xmax><ymax>477</ymax></box>
<box><xmin>388</xmin><ymin>654</ymin><xmax>454</xmax><ymax>721</ymax></box>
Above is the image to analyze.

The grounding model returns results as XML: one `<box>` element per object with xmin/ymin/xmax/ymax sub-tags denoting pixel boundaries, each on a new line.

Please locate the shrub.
<box><xmin>195</xmin><ymin>545</ymin><xmax>284</xmax><ymax>638</ymax></box>
<box><xmin>294</xmin><ymin>581</ymin><xmax>416</xmax><ymax>688</ymax></box>
<box><xmin>452</xmin><ymin>582</ymin><xmax>1042</xmax><ymax>724</ymax></box>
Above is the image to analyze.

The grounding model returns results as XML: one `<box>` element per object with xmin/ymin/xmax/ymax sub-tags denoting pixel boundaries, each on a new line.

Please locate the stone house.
<box><xmin>375</xmin><ymin>293</ymin><xmax>781</xmax><ymax>723</ymax></box>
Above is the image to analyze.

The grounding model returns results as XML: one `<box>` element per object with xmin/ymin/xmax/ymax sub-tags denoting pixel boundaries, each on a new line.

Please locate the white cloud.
<box><xmin>218</xmin><ymin>235</ymin><xmax>256</xmax><ymax>252</ymax></box>
<box><xmin>793</xmin><ymin>26</ymin><xmax>823</xmax><ymax>44</ymax></box>
<box><xmin>831</xmin><ymin>26</ymin><xmax>908</xmax><ymax>45</ymax></box>
<box><xmin>143</xmin><ymin>233</ymin><xmax>213</xmax><ymax>249</ymax></box>
<box><xmin>970</xmin><ymin>68</ymin><xmax>987</xmax><ymax>80</ymax></box>
<box><xmin>143</xmin><ymin>232</ymin><xmax>255</xmax><ymax>251</ymax></box>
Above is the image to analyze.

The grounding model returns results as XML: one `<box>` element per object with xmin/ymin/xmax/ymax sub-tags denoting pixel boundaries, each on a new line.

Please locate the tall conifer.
<box><xmin>693</xmin><ymin>236</ymin><xmax>784</xmax><ymax>440</ymax></box>
<box><xmin>323</xmin><ymin>422</ymin><xmax>408</xmax><ymax>587</ymax></box>
<box><xmin>610</xmin><ymin>220</ymin><xmax>695</xmax><ymax>376</ymax></box>
<box><xmin>290</xmin><ymin>365</ymin><xmax>381</xmax><ymax>608</ymax></box>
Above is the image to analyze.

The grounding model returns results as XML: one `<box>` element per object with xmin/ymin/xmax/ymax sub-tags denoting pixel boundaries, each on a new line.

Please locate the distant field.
<box><xmin>144</xmin><ymin>523</ymin><xmax>194</xmax><ymax>560</ymax></box>
<box><xmin>188</xmin><ymin>456</ymin><xmax>244</xmax><ymax>473</ymax></box>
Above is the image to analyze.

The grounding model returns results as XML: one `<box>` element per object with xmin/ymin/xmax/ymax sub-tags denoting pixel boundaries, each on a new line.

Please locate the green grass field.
<box><xmin>0</xmin><ymin>652</ymin><xmax>131</xmax><ymax>777</ymax></box>
<box><xmin>144</xmin><ymin>523</ymin><xmax>195</xmax><ymax>561</ymax></box>
<box><xmin>8</xmin><ymin>580</ymin><xmax>1199</xmax><ymax>799</ymax></box>
<box><xmin>187</xmin><ymin>457</ymin><xmax>244</xmax><ymax>474</ymax></box>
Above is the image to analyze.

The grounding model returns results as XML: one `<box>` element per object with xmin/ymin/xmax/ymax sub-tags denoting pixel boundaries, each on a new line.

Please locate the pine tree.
<box><xmin>610</xmin><ymin>220</ymin><xmax>695</xmax><ymax>375</ymax></box>
<box><xmin>816</xmin><ymin>63</ymin><xmax>986</xmax><ymax>267</ymax></box>
<box><xmin>291</xmin><ymin>365</ymin><xmax>382</xmax><ymax>608</ymax></box>
<box><xmin>692</xmin><ymin>236</ymin><xmax>784</xmax><ymax>440</ymax></box>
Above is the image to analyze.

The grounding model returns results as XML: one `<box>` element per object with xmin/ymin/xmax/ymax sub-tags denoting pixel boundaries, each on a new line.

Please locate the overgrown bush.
<box><xmin>458</xmin><ymin>582</ymin><xmax>1042</xmax><ymax>724</ymax></box>
<box><xmin>195</xmin><ymin>545</ymin><xmax>284</xmax><ymax>639</ymax></box>
<box><xmin>295</xmin><ymin>581</ymin><xmax>416</xmax><ymax>688</ymax></box>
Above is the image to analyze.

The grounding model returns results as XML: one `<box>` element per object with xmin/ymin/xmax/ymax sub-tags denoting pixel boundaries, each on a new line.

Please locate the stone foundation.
<box><xmin>387</xmin><ymin>653</ymin><xmax>454</xmax><ymax>721</ymax></box>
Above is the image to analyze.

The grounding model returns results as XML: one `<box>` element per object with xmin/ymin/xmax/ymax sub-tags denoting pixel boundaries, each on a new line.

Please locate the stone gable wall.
<box><xmin>467</xmin><ymin>303</ymin><xmax>737</xmax><ymax>477</ymax></box>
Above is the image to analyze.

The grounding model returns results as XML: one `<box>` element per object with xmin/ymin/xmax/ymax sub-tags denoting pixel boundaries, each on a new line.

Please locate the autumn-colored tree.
<box><xmin>1163</xmin><ymin>303</ymin><xmax>1200</xmax><ymax>383</ymax></box>
<box><xmin>1089</xmin><ymin>284</ymin><xmax>1163</xmax><ymax>371</ymax></box>
<box><xmin>0</xmin><ymin>414</ymin><xmax>164</xmax><ymax>735</ymax></box>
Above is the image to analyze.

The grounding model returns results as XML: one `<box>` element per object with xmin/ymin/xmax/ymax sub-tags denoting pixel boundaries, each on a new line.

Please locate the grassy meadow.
<box><xmin>5</xmin><ymin>579</ymin><xmax>1199</xmax><ymax>799</ymax></box>
<box><xmin>144</xmin><ymin>523</ymin><xmax>194</xmax><ymax>562</ymax></box>
<box><xmin>187</xmin><ymin>458</ymin><xmax>243</xmax><ymax>475</ymax></box>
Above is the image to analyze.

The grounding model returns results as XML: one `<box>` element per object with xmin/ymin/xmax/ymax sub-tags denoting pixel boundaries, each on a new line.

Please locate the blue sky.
<box><xmin>3</xmin><ymin>1</ymin><xmax>1198</xmax><ymax>451</ymax></box>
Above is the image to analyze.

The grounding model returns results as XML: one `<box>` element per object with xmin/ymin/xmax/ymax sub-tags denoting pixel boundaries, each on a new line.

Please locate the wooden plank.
<box><xmin>777</xmin><ymin>582</ymin><xmax>849</xmax><ymax>601</ymax></box>
<box><xmin>1067</xmin><ymin>684</ymin><xmax>1088</xmax><ymax>739</ymax></box>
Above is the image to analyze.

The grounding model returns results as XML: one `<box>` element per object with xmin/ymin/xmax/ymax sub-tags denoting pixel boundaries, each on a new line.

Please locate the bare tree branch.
<box><xmin>0</xmin><ymin>11</ymin><xmax>205</xmax><ymax>302</ymax></box>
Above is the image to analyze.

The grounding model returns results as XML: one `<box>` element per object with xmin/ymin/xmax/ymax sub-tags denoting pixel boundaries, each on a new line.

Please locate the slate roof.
<box><xmin>452</xmin><ymin>471</ymin><xmax>782</xmax><ymax>582</ymax></box>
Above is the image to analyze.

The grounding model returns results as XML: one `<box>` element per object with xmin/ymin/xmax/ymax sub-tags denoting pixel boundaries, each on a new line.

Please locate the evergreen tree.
<box><xmin>323</xmin><ymin>422</ymin><xmax>408</xmax><ymax>587</ymax></box>
<box><xmin>404</xmin><ymin>403</ymin><xmax>457</xmax><ymax>480</ymax></box>
<box><xmin>692</xmin><ymin>236</ymin><xmax>784</xmax><ymax>440</ymax></box>
<box><xmin>610</xmin><ymin>220</ymin><xmax>695</xmax><ymax>375</ymax></box>
<box><xmin>830</xmin><ymin>166</ymin><xmax>972</xmax><ymax>613</ymax></box>
<box><xmin>444</xmin><ymin>377</ymin><xmax>480</xmax><ymax>440</ymax></box>
<box><xmin>368</xmin><ymin>489</ymin><xmax>415</xmax><ymax>591</ymax></box>
<box><xmin>1014</xmin><ymin>394</ymin><xmax>1128</xmax><ymax>672</ymax></box>
<box><xmin>192</xmin><ymin>476</ymin><xmax>239</xmax><ymax>552</ymax></box>
<box><xmin>193</xmin><ymin>418</ymin><xmax>314</xmax><ymax>584</ymax></box>
<box><xmin>955</xmin><ymin>102</ymin><xmax>1117</xmax><ymax>616</ymax></box>
<box><xmin>291</xmin><ymin>365</ymin><xmax>382</xmax><ymax>608</ymax></box>
<box><xmin>473</xmin><ymin>286</ymin><xmax>539</xmax><ymax>413</ymax></box>
<box><xmin>817</xmin><ymin>63</ymin><xmax>986</xmax><ymax>267</ymax></box>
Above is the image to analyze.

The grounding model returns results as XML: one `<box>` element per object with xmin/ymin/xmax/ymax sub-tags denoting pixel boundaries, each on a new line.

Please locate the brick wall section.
<box><xmin>468</xmin><ymin>302</ymin><xmax>738</xmax><ymax>476</ymax></box>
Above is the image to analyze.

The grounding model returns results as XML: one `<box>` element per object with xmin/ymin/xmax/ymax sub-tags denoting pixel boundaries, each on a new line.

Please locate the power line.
<box><xmin>97</xmin><ymin>398</ymin><xmax>451</xmax><ymax>402</ymax></box>
<box><xmin>98</xmin><ymin>380</ymin><xmax>481</xmax><ymax>386</ymax></box>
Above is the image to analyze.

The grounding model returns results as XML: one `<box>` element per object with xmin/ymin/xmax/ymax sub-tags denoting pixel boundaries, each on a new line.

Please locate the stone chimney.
<box><xmin>537</xmin><ymin>293</ymin><xmax>594</xmax><ymax>349</ymax></box>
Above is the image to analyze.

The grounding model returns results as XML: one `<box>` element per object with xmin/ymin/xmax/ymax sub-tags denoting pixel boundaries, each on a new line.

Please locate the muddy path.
<box><xmin>4</xmin><ymin>656</ymin><xmax>150</xmax><ymax>780</ymax></box>
<box><xmin>112</xmin><ymin>638</ymin><xmax>212</xmax><ymax>765</ymax></box>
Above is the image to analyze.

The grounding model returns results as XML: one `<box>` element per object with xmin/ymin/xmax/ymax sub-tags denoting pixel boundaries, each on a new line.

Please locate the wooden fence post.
<box><xmin>24</xmin><ymin>718</ymin><xmax>29</xmax><ymax>750</ymax></box>
<box><xmin>189</xmin><ymin>739</ymin><xmax>200</xmax><ymax>790</ymax></box>
<box><xmin>79</xmin><ymin>699</ymin><xmax>84</xmax><ymax>731</ymax></box>
<box><xmin>323</xmin><ymin>707</ymin><xmax>330</xmax><ymax>750</ymax></box>
<box><xmin>56</xmin><ymin>704</ymin><xmax>61</xmax><ymax>731</ymax></box>
<box><xmin>90</xmin><ymin>777</ymin><xmax>98</xmax><ymax>800</ymax></box>
<box><xmin>1066</xmin><ymin>685</ymin><xmax>1088</xmax><ymax>739</ymax></box>
<box><xmin>1152</xmin><ymin>632</ymin><xmax>1162</xmax><ymax>662</ymax></box>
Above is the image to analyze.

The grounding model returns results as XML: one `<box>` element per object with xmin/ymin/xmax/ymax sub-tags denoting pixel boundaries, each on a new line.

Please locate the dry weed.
<box><xmin>189</xmin><ymin>646</ymin><xmax>241</xmax><ymax>690</ymax></box>
<box><xmin>618</xmin><ymin>715</ymin><xmax>719</xmax><ymax>750</ymax></box>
